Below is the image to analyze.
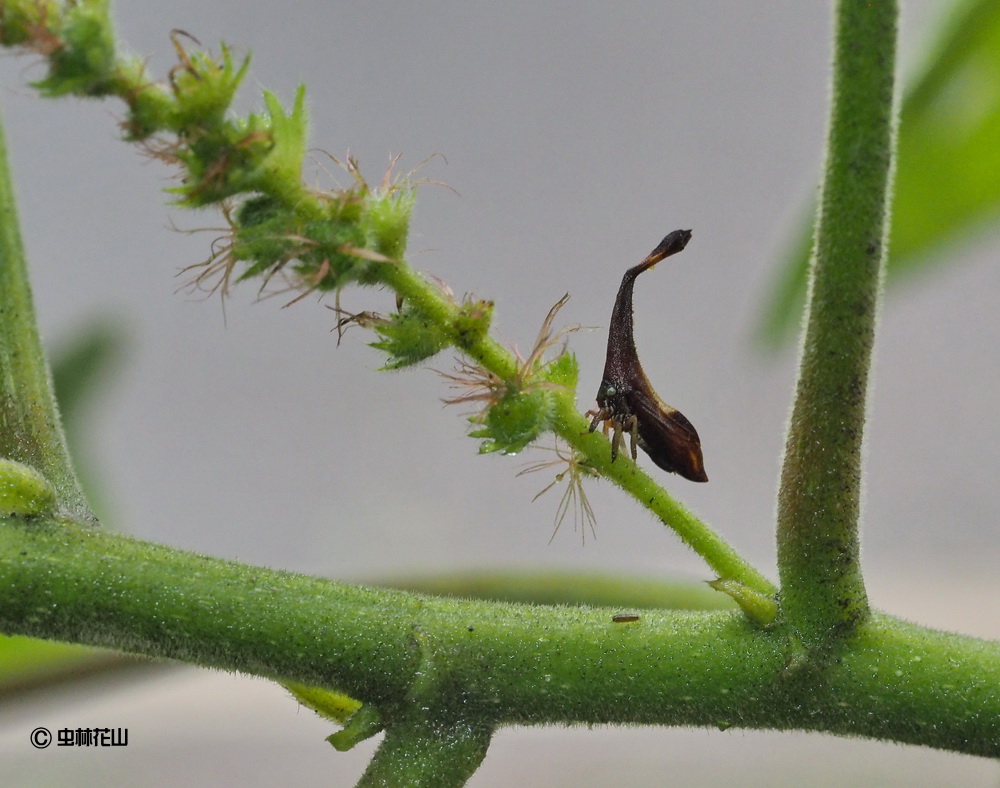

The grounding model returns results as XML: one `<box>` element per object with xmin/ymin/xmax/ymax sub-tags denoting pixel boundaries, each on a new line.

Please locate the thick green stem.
<box><xmin>0</xmin><ymin>100</ymin><xmax>93</xmax><ymax>524</ymax></box>
<box><xmin>0</xmin><ymin>517</ymin><xmax>998</xmax><ymax>756</ymax></box>
<box><xmin>776</xmin><ymin>0</ymin><xmax>897</xmax><ymax>641</ymax></box>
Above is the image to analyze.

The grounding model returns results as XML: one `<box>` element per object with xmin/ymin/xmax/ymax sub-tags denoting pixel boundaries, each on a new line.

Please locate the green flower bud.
<box><xmin>544</xmin><ymin>351</ymin><xmax>579</xmax><ymax>390</ymax></box>
<box><xmin>0</xmin><ymin>1</ymin><xmax>62</xmax><ymax>47</ymax></box>
<box><xmin>169</xmin><ymin>44</ymin><xmax>250</xmax><ymax>131</ymax></box>
<box><xmin>371</xmin><ymin>307</ymin><xmax>451</xmax><ymax>370</ymax></box>
<box><xmin>363</xmin><ymin>188</ymin><xmax>415</xmax><ymax>260</ymax></box>
<box><xmin>453</xmin><ymin>298</ymin><xmax>493</xmax><ymax>348</ymax></box>
<box><xmin>31</xmin><ymin>0</ymin><xmax>117</xmax><ymax>97</ymax></box>
<box><xmin>471</xmin><ymin>389</ymin><xmax>552</xmax><ymax>455</ymax></box>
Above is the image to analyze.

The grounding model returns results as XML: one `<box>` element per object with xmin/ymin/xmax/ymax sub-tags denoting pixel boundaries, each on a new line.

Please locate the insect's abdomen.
<box><xmin>630</xmin><ymin>387</ymin><xmax>708</xmax><ymax>482</ymax></box>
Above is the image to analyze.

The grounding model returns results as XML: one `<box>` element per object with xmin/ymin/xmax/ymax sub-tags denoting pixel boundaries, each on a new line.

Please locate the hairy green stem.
<box><xmin>375</xmin><ymin>262</ymin><xmax>519</xmax><ymax>380</ymax></box>
<box><xmin>0</xmin><ymin>101</ymin><xmax>93</xmax><ymax>524</ymax></box>
<box><xmin>551</xmin><ymin>396</ymin><xmax>775</xmax><ymax>597</ymax></box>
<box><xmin>776</xmin><ymin>0</ymin><xmax>897</xmax><ymax>640</ymax></box>
<box><xmin>0</xmin><ymin>517</ymin><xmax>997</xmax><ymax>755</ymax></box>
<box><xmin>358</xmin><ymin>719</ymin><xmax>493</xmax><ymax>787</ymax></box>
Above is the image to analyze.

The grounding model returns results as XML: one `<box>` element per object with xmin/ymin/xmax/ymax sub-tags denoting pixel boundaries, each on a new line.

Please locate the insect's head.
<box><xmin>641</xmin><ymin>229</ymin><xmax>693</xmax><ymax>272</ymax></box>
<box><xmin>596</xmin><ymin>379</ymin><xmax>620</xmax><ymax>404</ymax></box>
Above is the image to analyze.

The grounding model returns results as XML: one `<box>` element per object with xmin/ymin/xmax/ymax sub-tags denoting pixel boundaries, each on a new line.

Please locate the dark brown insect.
<box><xmin>588</xmin><ymin>229</ymin><xmax>708</xmax><ymax>482</ymax></box>
<box><xmin>612</xmin><ymin>613</ymin><xmax>641</xmax><ymax>623</ymax></box>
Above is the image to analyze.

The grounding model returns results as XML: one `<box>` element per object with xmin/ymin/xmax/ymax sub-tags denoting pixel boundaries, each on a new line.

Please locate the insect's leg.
<box><xmin>610</xmin><ymin>420</ymin><xmax>624</xmax><ymax>462</ymax></box>
<box><xmin>625</xmin><ymin>415</ymin><xmax>639</xmax><ymax>460</ymax></box>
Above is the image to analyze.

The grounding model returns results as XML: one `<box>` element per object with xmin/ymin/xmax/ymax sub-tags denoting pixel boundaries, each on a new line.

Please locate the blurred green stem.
<box><xmin>0</xmin><ymin>99</ymin><xmax>93</xmax><ymax>524</ymax></box>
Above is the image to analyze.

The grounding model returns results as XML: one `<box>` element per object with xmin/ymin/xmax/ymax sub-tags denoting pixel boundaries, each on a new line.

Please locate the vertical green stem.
<box><xmin>0</xmin><ymin>100</ymin><xmax>94</xmax><ymax>524</ymax></box>
<box><xmin>776</xmin><ymin>0</ymin><xmax>897</xmax><ymax>641</ymax></box>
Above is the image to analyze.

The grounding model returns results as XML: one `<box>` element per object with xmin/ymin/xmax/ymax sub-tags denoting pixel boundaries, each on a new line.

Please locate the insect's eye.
<box><xmin>596</xmin><ymin>381</ymin><xmax>617</xmax><ymax>400</ymax></box>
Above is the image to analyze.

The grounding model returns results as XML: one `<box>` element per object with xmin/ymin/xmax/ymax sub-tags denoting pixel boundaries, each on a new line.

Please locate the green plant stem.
<box><xmin>357</xmin><ymin>719</ymin><xmax>493</xmax><ymax>788</ymax></box>
<box><xmin>551</xmin><ymin>396</ymin><xmax>775</xmax><ymax>596</ymax></box>
<box><xmin>0</xmin><ymin>517</ymin><xmax>998</xmax><ymax>755</ymax></box>
<box><xmin>776</xmin><ymin>0</ymin><xmax>897</xmax><ymax>641</ymax></box>
<box><xmin>0</xmin><ymin>101</ymin><xmax>93</xmax><ymax>524</ymax></box>
<box><xmin>388</xmin><ymin>570</ymin><xmax>737</xmax><ymax>610</ymax></box>
<box><xmin>375</xmin><ymin>262</ymin><xmax>519</xmax><ymax>380</ymax></box>
<box><xmin>759</xmin><ymin>0</ymin><xmax>1000</xmax><ymax>347</ymax></box>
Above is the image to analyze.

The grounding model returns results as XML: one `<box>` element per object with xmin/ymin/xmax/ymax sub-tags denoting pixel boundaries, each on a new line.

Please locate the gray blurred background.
<box><xmin>1</xmin><ymin>1</ymin><xmax>999</xmax><ymax>785</ymax></box>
